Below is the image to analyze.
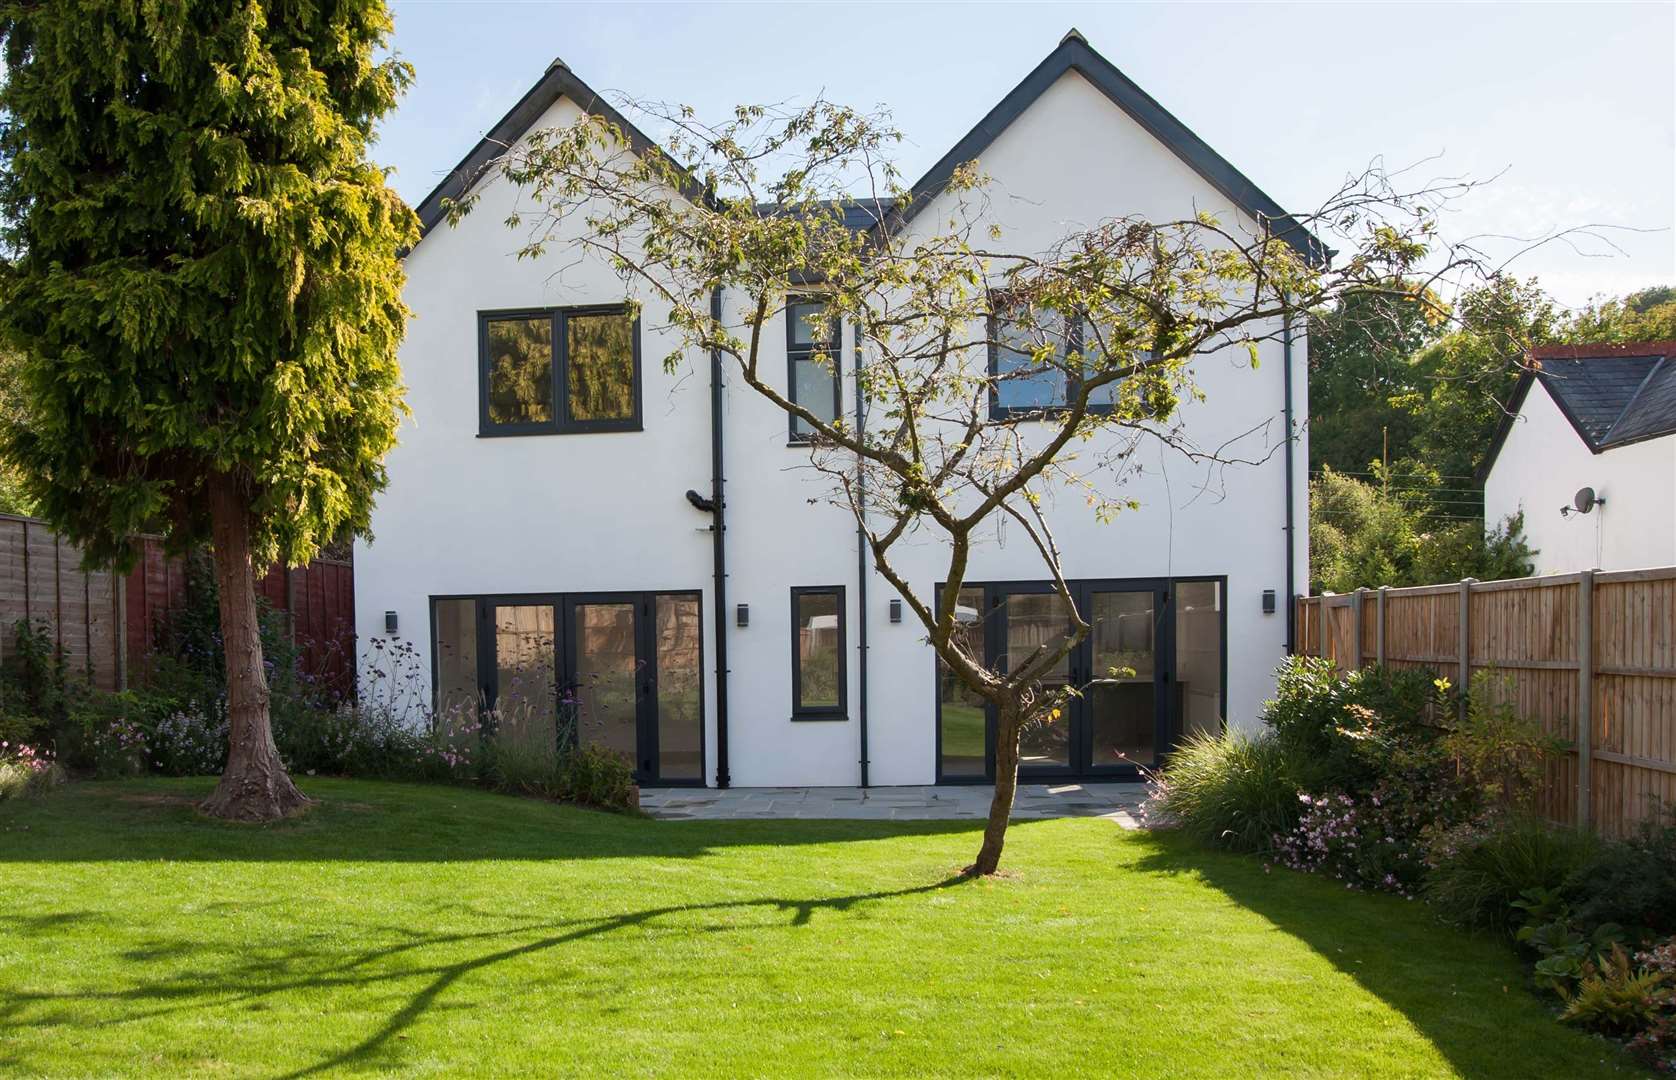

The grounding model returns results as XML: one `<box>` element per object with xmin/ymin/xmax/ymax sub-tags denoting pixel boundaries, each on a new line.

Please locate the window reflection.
<box><xmin>493</xmin><ymin>604</ymin><xmax>557</xmax><ymax>749</ymax></box>
<box><xmin>486</xmin><ymin>316</ymin><xmax>554</xmax><ymax>424</ymax></box>
<box><xmin>794</xmin><ymin>589</ymin><xmax>844</xmax><ymax>713</ymax></box>
<box><xmin>1173</xmin><ymin>581</ymin><xmax>1223</xmax><ymax>744</ymax></box>
<box><xmin>939</xmin><ymin>587</ymin><xmax>988</xmax><ymax>777</ymax></box>
<box><xmin>656</xmin><ymin>595</ymin><xmax>702</xmax><ymax>780</ymax></box>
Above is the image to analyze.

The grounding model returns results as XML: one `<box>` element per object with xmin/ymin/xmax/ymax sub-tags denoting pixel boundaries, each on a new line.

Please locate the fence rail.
<box><xmin>1296</xmin><ymin>567</ymin><xmax>1676</xmax><ymax>839</ymax></box>
<box><xmin>0</xmin><ymin>513</ymin><xmax>354</xmax><ymax>698</ymax></box>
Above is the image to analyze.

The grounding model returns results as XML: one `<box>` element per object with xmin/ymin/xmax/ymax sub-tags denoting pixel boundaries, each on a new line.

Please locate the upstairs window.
<box><xmin>786</xmin><ymin>298</ymin><xmax>841</xmax><ymax>442</ymax></box>
<box><xmin>480</xmin><ymin>305</ymin><xmax>640</xmax><ymax>435</ymax></box>
<box><xmin>989</xmin><ymin>303</ymin><xmax>1126</xmax><ymax>418</ymax></box>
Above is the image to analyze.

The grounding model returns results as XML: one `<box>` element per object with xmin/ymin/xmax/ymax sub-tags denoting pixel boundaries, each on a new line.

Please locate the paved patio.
<box><xmin>639</xmin><ymin>782</ymin><xmax>1147</xmax><ymax>828</ymax></box>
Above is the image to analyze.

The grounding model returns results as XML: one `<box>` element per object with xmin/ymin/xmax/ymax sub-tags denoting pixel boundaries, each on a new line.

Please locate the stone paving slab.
<box><xmin>639</xmin><ymin>782</ymin><xmax>1147</xmax><ymax>828</ymax></box>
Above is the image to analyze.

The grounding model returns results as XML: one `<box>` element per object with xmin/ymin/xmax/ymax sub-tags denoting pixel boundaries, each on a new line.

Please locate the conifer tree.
<box><xmin>0</xmin><ymin>2</ymin><xmax>418</xmax><ymax>820</ymax></box>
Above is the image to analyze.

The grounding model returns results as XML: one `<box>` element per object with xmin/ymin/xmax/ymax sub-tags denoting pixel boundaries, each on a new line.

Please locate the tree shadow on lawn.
<box><xmin>0</xmin><ymin>777</ymin><xmax>989</xmax><ymax>863</ymax></box>
<box><xmin>1127</xmin><ymin>829</ymin><xmax>1631</xmax><ymax>1079</ymax></box>
<box><xmin>0</xmin><ymin>876</ymin><xmax>976</xmax><ymax>1079</ymax></box>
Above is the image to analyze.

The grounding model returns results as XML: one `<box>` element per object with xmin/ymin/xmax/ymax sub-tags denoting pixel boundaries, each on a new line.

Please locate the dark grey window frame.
<box><xmin>785</xmin><ymin>297</ymin><xmax>842</xmax><ymax>444</ymax></box>
<box><xmin>789</xmin><ymin>584</ymin><xmax>848</xmax><ymax>721</ymax></box>
<box><xmin>986</xmin><ymin>302</ymin><xmax>1119</xmax><ymax>421</ymax></box>
<box><xmin>477</xmin><ymin>304</ymin><xmax>643</xmax><ymax>437</ymax></box>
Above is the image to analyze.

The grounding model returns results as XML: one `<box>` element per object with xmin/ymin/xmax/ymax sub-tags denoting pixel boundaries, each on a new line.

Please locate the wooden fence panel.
<box><xmin>0</xmin><ymin>513</ymin><xmax>354</xmax><ymax>701</ymax></box>
<box><xmin>1297</xmin><ymin>566</ymin><xmax>1676</xmax><ymax>839</ymax></box>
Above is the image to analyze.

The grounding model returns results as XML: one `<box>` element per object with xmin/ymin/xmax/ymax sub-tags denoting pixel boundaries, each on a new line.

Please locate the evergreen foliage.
<box><xmin>0</xmin><ymin>1</ymin><xmax>418</xmax><ymax>568</ymax></box>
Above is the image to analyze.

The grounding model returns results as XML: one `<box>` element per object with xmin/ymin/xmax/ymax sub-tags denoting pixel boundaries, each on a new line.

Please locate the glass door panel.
<box><xmin>492</xmin><ymin>604</ymin><xmax>557</xmax><ymax>751</ymax></box>
<box><xmin>1001</xmin><ymin>591</ymin><xmax>1074</xmax><ymax>771</ymax></box>
<box><xmin>570</xmin><ymin>601</ymin><xmax>639</xmax><ymax>767</ymax></box>
<box><xmin>938</xmin><ymin>586</ymin><xmax>990</xmax><ymax>778</ymax></box>
<box><xmin>654</xmin><ymin>595</ymin><xmax>703</xmax><ymax>781</ymax></box>
<box><xmin>1173</xmin><ymin>581</ymin><xmax>1223</xmax><ymax>747</ymax></box>
<box><xmin>1086</xmin><ymin>589</ymin><xmax>1161</xmax><ymax>770</ymax></box>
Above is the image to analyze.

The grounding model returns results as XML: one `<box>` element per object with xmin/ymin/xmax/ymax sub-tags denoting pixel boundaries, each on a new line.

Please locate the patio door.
<box><xmin>952</xmin><ymin>580</ymin><xmax>1169</xmax><ymax>780</ymax></box>
<box><xmin>1079</xmin><ymin>585</ymin><xmax>1168</xmax><ymax>774</ymax></box>
<box><xmin>462</xmin><ymin>591</ymin><xmax>703</xmax><ymax>785</ymax></box>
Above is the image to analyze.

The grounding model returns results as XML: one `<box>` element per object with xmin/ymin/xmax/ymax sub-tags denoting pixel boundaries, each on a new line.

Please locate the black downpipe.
<box><xmin>710</xmin><ymin>286</ymin><xmax>731</xmax><ymax>788</ymax></box>
<box><xmin>853</xmin><ymin>328</ymin><xmax>870</xmax><ymax>787</ymax></box>
<box><xmin>1282</xmin><ymin>309</ymin><xmax>1298</xmax><ymax>653</ymax></box>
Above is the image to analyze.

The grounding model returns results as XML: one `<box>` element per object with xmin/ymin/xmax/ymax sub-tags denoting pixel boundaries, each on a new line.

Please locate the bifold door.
<box><xmin>937</xmin><ymin>579</ymin><xmax>1224</xmax><ymax>782</ymax></box>
<box><xmin>432</xmin><ymin>592</ymin><xmax>703</xmax><ymax>785</ymax></box>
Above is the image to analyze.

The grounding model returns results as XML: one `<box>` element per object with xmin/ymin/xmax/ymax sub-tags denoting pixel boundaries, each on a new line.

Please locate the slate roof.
<box><xmin>412</xmin><ymin>30</ymin><xmax>1323</xmax><ymax>262</ymax></box>
<box><xmin>1480</xmin><ymin>341</ymin><xmax>1676</xmax><ymax>477</ymax></box>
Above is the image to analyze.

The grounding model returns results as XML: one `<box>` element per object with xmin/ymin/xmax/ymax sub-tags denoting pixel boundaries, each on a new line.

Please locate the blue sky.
<box><xmin>377</xmin><ymin>2</ymin><xmax>1674</xmax><ymax>307</ymax></box>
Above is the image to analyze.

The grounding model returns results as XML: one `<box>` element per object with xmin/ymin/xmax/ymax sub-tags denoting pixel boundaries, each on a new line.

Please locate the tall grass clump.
<box><xmin>1150</xmin><ymin>730</ymin><xmax>1299</xmax><ymax>853</ymax></box>
<box><xmin>1424</xmin><ymin>814</ymin><xmax>1601</xmax><ymax>931</ymax></box>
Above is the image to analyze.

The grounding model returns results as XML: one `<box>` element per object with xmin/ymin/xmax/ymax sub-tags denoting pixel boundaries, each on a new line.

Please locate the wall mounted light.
<box><xmin>384</xmin><ymin>610</ymin><xmax>399</xmax><ymax>635</ymax></box>
<box><xmin>1261</xmin><ymin>589</ymin><xmax>1276</xmax><ymax>615</ymax></box>
<box><xmin>736</xmin><ymin>603</ymin><xmax>749</xmax><ymax>628</ymax></box>
<box><xmin>889</xmin><ymin>599</ymin><xmax>903</xmax><ymax>623</ymax></box>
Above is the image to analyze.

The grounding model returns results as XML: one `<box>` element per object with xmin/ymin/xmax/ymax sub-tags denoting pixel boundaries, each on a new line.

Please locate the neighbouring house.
<box><xmin>1483</xmin><ymin>341</ymin><xmax>1676</xmax><ymax>575</ymax></box>
<box><xmin>355</xmin><ymin>30</ymin><xmax>1313</xmax><ymax>788</ymax></box>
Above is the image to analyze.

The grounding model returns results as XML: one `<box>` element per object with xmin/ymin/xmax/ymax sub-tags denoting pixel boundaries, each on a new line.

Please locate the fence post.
<box><xmin>1376</xmin><ymin>585</ymin><xmax>1389</xmax><ymax>667</ymax></box>
<box><xmin>1352</xmin><ymin>588</ymin><xmax>1368</xmax><ymax>670</ymax></box>
<box><xmin>1577</xmin><ymin>569</ymin><xmax>1594</xmax><ymax>829</ymax></box>
<box><xmin>1457</xmin><ymin>578</ymin><xmax>1475</xmax><ymax>720</ymax></box>
<box><xmin>114</xmin><ymin>564</ymin><xmax>127</xmax><ymax>691</ymax></box>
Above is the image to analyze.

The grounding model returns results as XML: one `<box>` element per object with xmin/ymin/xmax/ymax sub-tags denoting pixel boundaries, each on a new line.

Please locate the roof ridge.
<box><xmin>1529</xmin><ymin>339</ymin><xmax>1676</xmax><ymax>361</ymax></box>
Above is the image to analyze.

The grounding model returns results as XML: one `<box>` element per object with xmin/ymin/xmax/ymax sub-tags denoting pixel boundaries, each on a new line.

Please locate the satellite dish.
<box><xmin>1573</xmin><ymin>487</ymin><xmax>1601</xmax><ymax>514</ymax></box>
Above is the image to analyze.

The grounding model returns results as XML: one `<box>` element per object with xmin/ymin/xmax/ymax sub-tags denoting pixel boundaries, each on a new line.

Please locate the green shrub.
<box><xmin>561</xmin><ymin>743</ymin><xmax>638</xmax><ymax>810</ymax></box>
<box><xmin>1424</xmin><ymin>815</ymin><xmax>1600</xmax><ymax>931</ymax></box>
<box><xmin>1445</xmin><ymin>672</ymin><xmax>1567</xmax><ymax>809</ymax></box>
<box><xmin>480</xmin><ymin>709</ymin><xmax>636</xmax><ymax>812</ymax></box>
<box><xmin>1264</xmin><ymin>656</ymin><xmax>1444</xmax><ymax>792</ymax></box>
<box><xmin>1566</xmin><ymin>807</ymin><xmax>1676</xmax><ymax>939</ymax></box>
<box><xmin>1150</xmin><ymin>730</ymin><xmax>1299</xmax><ymax>853</ymax></box>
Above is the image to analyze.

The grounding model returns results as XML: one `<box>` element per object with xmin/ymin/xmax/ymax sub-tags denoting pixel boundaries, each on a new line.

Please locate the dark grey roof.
<box><xmin>1536</xmin><ymin>355</ymin><xmax>1671</xmax><ymax>449</ymax></box>
<box><xmin>753</xmin><ymin>199</ymin><xmax>889</xmax><ymax>233</ymax></box>
<box><xmin>893</xmin><ymin>29</ymin><xmax>1326</xmax><ymax>264</ymax></box>
<box><xmin>413</xmin><ymin>31</ymin><xmax>1324</xmax><ymax>263</ymax></box>
<box><xmin>1479</xmin><ymin>342</ymin><xmax>1676</xmax><ymax>478</ymax></box>
<box><xmin>1609</xmin><ymin>357</ymin><xmax>1676</xmax><ymax>445</ymax></box>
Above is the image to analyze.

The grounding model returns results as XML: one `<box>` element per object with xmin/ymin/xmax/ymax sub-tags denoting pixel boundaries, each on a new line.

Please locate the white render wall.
<box><xmin>356</xmin><ymin>71</ymin><xmax>1310</xmax><ymax>786</ymax></box>
<box><xmin>1484</xmin><ymin>382</ymin><xmax>1676</xmax><ymax>575</ymax></box>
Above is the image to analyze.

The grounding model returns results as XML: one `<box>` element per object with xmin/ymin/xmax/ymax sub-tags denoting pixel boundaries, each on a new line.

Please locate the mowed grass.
<box><xmin>0</xmin><ymin>779</ymin><xmax>1633</xmax><ymax>1079</ymax></box>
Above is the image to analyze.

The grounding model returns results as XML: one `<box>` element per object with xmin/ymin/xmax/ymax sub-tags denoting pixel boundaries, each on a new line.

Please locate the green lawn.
<box><xmin>0</xmin><ymin>779</ymin><xmax>1632</xmax><ymax>1078</ymax></box>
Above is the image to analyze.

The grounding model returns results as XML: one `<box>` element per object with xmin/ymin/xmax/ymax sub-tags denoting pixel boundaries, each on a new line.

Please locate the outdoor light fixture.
<box><xmin>384</xmin><ymin>610</ymin><xmax>399</xmax><ymax>635</ymax></box>
<box><xmin>736</xmin><ymin>603</ymin><xmax>749</xmax><ymax>628</ymax></box>
<box><xmin>889</xmin><ymin>599</ymin><xmax>903</xmax><ymax>623</ymax></box>
<box><xmin>1261</xmin><ymin>589</ymin><xmax>1276</xmax><ymax>615</ymax></box>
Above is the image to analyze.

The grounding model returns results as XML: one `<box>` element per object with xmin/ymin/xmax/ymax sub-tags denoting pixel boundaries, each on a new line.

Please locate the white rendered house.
<box><xmin>1483</xmin><ymin>341</ymin><xmax>1676</xmax><ymax>575</ymax></box>
<box><xmin>355</xmin><ymin>31</ymin><xmax>1313</xmax><ymax>788</ymax></box>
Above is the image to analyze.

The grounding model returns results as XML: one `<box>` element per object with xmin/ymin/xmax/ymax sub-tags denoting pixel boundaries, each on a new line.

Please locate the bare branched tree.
<box><xmin>446</xmin><ymin>98</ymin><xmax>1497</xmax><ymax>875</ymax></box>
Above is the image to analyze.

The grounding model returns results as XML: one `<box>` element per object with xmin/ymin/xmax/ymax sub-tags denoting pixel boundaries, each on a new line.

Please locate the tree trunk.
<box><xmin>200</xmin><ymin>473</ymin><xmax>309</xmax><ymax>822</ymax></box>
<box><xmin>969</xmin><ymin>702</ymin><xmax>1022</xmax><ymax>875</ymax></box>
